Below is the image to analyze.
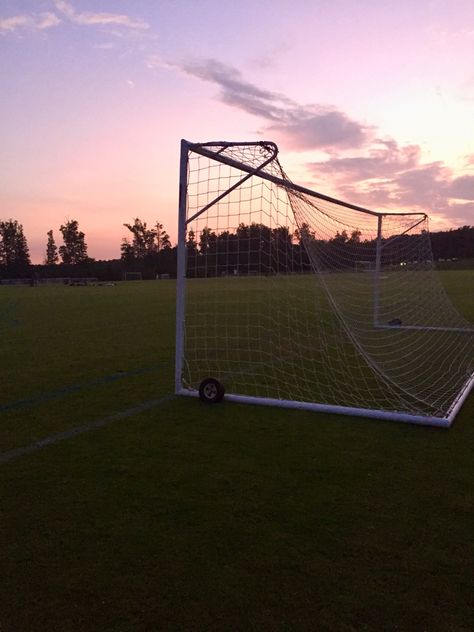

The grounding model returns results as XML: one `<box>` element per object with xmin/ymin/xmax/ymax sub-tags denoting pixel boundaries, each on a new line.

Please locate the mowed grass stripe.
<box><xmin>0</xmin><ymin>362</ymin><xmax>170</xmax><ymax>414</ymax></box>
<box><xmin>0</xmin><ymin>281</ymin><xmax>175</xmax><ymax>451</ymax></box>
<box><xmin>0</xmin><ymin>394</ymin><xmax>175</xmax><ymax>465</ymax></box>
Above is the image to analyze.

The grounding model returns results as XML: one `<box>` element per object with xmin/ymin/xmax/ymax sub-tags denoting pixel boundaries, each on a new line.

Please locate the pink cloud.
<box><xmin>0</xmin><ymin>12</ymin><xmax>60</xmax><ymax>33</ymax></box>
<box><xmin>309</xmin><ymin>140</ymin><xmax>474</xmax><ymax>226</ymax></box>
<box><xmin>53</xmin><ymin>0</ymin><xmax>148</xmax><ymax>30</ymax></box>
<box><xmin>173</xmin><ymin>58</ymin><xmax>371</xmax><ymax>150</ymax></box>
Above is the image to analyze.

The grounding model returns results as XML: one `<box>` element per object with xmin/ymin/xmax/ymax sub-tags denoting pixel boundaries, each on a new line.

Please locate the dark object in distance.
<box><xmin>388</xmin><ymin>318</ymin><xmax>403</xmax><ymax>326</ymax></box>
<box><xmin>199</xmin><ymin>378</ymin><xmax>225</xmax><ymax>404</ymax></box>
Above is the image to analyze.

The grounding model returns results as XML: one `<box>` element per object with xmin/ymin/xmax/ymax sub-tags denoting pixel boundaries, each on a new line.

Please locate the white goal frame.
<box><xmin>175</xmin><ymin>139</ymin><xmax>474</xmax><ymax>427</ymax></box>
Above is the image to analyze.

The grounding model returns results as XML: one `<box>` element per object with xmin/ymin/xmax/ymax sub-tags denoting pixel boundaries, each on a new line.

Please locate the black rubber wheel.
<box><xmin>199</xmin><ymin>378</ymin><xmax>225</xmax><ymax>404</ymax></box>
<box><xmin>388</xmin><ymin>318</ymin><xmax>403</xmax><ymax>326</ymax></box>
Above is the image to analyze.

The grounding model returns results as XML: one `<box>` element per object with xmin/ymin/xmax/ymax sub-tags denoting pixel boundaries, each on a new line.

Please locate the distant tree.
<box><xmin>295</xmin><ymin>222</ymin><xmax>315</xmax><ymax>244</ymax></box>
<box><xmin>59</xmin><ymin>219</ymin><xmax>90</xmax><ymax>264</ymax></box>
<box><xmin>0</xmin><ymin>219</ymin><xmax>31</xmax><ymax>267</ymax></box>
<box><xmin>121</xmin><ymin>218</ymin><xmax>157</xmax><ymax>261</ymax></box>
<box><xmin>44</xmin><ymin>229</ymin><xmax>59</xmax><ymax>264</ymax></box>
<box><xmin>332</xmin><ymin>230</ymin><xmax>349</xmax><ymax>243</ymax></box>
<box><xmin>271</xmin><ymin>226</ymin><xmax>293</xmax><ymax>272</ymax></box>
<box><xmin>272</xmin><ymin>226</ymin><xmax>292</xmax><ymax>247</ymax></box>
<box><xmin>199</xmin><ymin>227</ymin><xmax>217</xmax><ymax>254</ymax></box>
<box><xmin>430</xmin><ymin>225</ymin><xmax>474</xmax><ymax>260</ymax></box>
<box><xmin>186</xmin><ymin>229</ymin><xmax>198</xmax><ymax>256</ymax></box>
<box><xmin>156</xmin><ymin>221</ymin><xmax>171</xmax><ymax>250</ymax></box>
<box><xmin>120</xmin><ymin>239</ymin><xmax>136</xmax><ymax>264</ymax></box>
<box><xmin>349</xmin><ymin>229</ymin><xmax>362</xmax><ymax>244</ymax></box>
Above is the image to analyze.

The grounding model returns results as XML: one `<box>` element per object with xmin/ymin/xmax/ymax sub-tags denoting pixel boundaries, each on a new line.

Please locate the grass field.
<box><xmin>0</xmin><ymin>271</ymin><xmax>473</xmax><ymax>631</ymax></box>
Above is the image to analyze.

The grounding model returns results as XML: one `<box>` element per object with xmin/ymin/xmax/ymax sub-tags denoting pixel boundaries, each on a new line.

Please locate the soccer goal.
<box><xmin>175</xmin><ymin>140</ymin><xmax>474</xmax><ymax>427</ymax></box>
<box><xmin>124</xmin><ymin>271</ymin><xmax>143</xmax><ymax>281</ymax></box>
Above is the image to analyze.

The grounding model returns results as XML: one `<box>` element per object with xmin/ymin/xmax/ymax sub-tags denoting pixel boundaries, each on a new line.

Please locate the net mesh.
<box><xmin>180</xmin><ymin>142</ymin><xmax>473</xmax><ymax>420</ymax></box>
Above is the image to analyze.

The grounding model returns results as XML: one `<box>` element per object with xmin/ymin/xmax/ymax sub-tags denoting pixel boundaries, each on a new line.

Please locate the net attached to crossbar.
<box><xmin>176</xmin><ymin>140</ymin><xmax>474</xmax><ymax>426</ymax></box>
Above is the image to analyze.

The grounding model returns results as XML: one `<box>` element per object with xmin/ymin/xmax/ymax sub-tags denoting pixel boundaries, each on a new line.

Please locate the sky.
<box><xmin>1</xmin><ymin>0</ymin><xmax>473</xmax><ymax>263</ymax></box>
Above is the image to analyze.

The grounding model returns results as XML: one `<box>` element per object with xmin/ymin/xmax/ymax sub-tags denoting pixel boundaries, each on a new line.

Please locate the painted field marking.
<box><xmin>0</xmin><ymin>362</ymin><xmax>171</xmax><ymax>414</ymax></box>
<box><xmin>0</xmin><ymin>393</ymin><xmax>175</xmax><ymax>466</ymax></box>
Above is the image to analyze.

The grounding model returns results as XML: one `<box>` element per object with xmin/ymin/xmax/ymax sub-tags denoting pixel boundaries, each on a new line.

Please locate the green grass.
<box><xmin>0</xmin><ymin>272</ymin><xmax>473</xmax><ymax>631</ymax></box>
<box><xmin>184</xmin><ymin>271</ymin><xmax>473</xmax><ymax>417</ymax></box>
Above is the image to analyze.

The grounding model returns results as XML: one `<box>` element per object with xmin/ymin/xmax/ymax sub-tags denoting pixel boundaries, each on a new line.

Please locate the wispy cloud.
<box><xmin>37</xmin><ymin>12</ymin><xmax>61</xmax><ymax>30</ymax></box>
<box><xmin>465</xmin><ymin>154</ymin><xmax>474</xmax><ymax>167</ymax></box>
<box><xmin>0</xmin><ymin>15</ymin><xmax>30</xmax><ymax>32</ymax></box>
<box><xmin>53</xmin><ymin>0</ymin><xmax>149</xmax><ymax>30</ymax></box>
<box><xmin>92</xmin><ymin>42</ymin><xmax>115</xmax><ymax>50</ymax></box>
<box><xmin>0</xmin><ymin>12</ymin><xmax>60</xmax><ymax>33</ymax></box>
<box><xmin>163</xmin><ymin>58</ymin><xmax>371</xmax><ymax>150</ymax></box>
<box><xmin>0</xmin><ymin>2</ymin><xmax>148</xmax><ymax>38</ymax></box>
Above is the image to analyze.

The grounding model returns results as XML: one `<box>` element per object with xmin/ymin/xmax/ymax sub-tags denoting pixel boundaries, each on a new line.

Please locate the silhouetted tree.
<box><xmin>199</xmin><ymin>227</ymin><xmax>217</xmax><ymax>254</ymax></box>
<box><xmin>122</xmin><ymin>218</ymin><xmax>156</xmax><ymax>261</ymax></box>
<box><xmin>0</xmin><ymin>219</ymin><xmax>30</xmax><ymax>267</ymax></box>
<box><xmin>44</xmin><ymin>229</ymin><xmax>58</xmax><ymax>264</ymax></box>
<box><xmin>120</xmin><ymin>240</ymin><xmax>136</xmax><ymax>264</ymax></box>
<box><xmin>121</xmin><ymin>218</ymin><xmax>172</xmax><ymax>262</ymax></box>
<box><xmin>295</xmin><ymin>222</ymin><xmax>315</xmax><ymax>244</ymax></box>
<box><xmin>332</xmin><ymin>230</ymin><xmax>349</xmax><ymax>244</ymax></box>
<box><xmin>186</xmin><ymin>229</ymin><xmax>198</xmax><ymax>256</ymax></box>
<box><xmin>430</xmin><ymin>225</ymin><xmax>474</xmax><ymax>260</ymax></box>
<box><xmin>18</xmin><ymin>223</ymin><xmax>472</xmax><ymax>282</ymax></box>
<box><xmin>215</xmin><ymin>230</ymin><xmax>239</xmax><ymax>273</ymax></box>
<box><xmin>349</xmin><ymin>229</ymin><xmax>362</xmax><ymax>244</ymax></box>
<box><xmin>59</xmin><ymin>219</ymin><xmax>90</xmax><ymax>264</ymax></box>
<box><xmin>155</xmin><ymin>221</ymin><xmax>171</xmax><ymax>250</ymax></box>
<box><xmin>183</xmin><ymin>230</ymin><xmax>199</xmax><ymax>276</ymax></box>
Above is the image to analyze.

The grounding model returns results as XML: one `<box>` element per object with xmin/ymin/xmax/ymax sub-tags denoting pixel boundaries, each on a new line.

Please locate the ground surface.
<box><xmin>0</xmin><ymin>271</ymin><xmax>473</xmax><ymax>631</ymax></box>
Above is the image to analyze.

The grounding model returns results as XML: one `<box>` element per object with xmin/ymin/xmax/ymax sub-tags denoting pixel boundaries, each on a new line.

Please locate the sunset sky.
<box><xmin>1</xmin><ymin>0</ymin><xmax>473</xmax><ymax>263</ymax></box>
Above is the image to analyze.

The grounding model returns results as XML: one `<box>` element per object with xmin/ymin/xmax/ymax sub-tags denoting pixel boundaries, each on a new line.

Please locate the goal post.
<box><xmin>174</xmin><ymin>139</ymin><xmax>189</xmax><ymax>395</ymax></box>
<box><xmin>175</xmin><ymin>139</ymin><xmax>474</xmax><ymax>427</ymax></box>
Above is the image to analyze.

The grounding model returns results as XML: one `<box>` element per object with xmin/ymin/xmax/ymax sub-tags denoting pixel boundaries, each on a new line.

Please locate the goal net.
<box><xmin>175</xmin><ymin>140</ymin><xmax>474</xmax><ymax>426</ymax></box>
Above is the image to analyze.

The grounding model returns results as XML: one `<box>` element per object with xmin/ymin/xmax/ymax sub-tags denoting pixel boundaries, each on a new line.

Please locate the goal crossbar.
<box><xmin>187</xmin><ymin>140</ymin><xmax>427</xmax><ymax>220</ymax></box>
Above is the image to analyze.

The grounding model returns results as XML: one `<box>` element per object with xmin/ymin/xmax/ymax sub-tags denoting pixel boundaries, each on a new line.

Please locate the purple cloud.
<box><xmin>172</xmin><ymin>59</ymin><xmax>371</xmax><ymax>150</ymax></box>
<box><xmin>162</xmin><ymin>57</ymin><xmax>470</xmax><ymax>226</ymax></box>
<box><xmin>53</xmin><ymin>0</ymin><xmax>149</xmax><ymax>30</ymax></box>
<box><xmin>0</xmin><ymin>12</ymin><xmax>60</xmax><ymax>33</ymax></box>
<box><xmin>268</xmin><ymin>108</ymin><xmax>368</xmax><ymax>150</ymax></box>
<box><xmin>448</xmin><ymin>175</ymin><xmax>474</xmax><ymax>200</ymax></box>
<box><xmin>309</xmin><ymin>140</ymin><xmax>420</xmax><ymax>180</ymax></box>
<box><xmin>320</xmin><ymin>149</ymin><xmax>474</xmax><ymax>225</ymax></box>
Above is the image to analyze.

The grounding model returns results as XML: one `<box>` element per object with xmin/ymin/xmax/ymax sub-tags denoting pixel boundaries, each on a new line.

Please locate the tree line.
<box><xmin>0</xmin><ymin>217</ymin><xmax>176</xmax><ymax>280</ymax></box>
<box><xmin>0</xmin><ymin>218</ymin><xmax>473</xmax><ymax>280</ymax></box>
<box><xmin>0</xmin><ymin>219</ymin><xmax>91</xmax><ymax>270</ymax></box>
<box><xmin>181</xmin><ymin>223</ymin><xmax>474</xmax><ymax>276</ymax></box>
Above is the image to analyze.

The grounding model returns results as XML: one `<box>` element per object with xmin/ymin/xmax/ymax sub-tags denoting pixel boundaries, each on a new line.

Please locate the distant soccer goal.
<box><xmin>175</xmin><ymin>140</ymin><xmax>474</xmax><ymax>427</ymax></box>
<box><xmin>124</xmin><ymin>272</ymin><xmax>142</xmax><ymax>281</ymax></box>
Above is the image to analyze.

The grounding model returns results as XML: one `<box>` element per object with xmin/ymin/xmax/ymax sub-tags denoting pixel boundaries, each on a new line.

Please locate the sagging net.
<box><xmin>181</xmin><ymin>141</ymin><xmax>473</xmax><ymax>420</ymax></box>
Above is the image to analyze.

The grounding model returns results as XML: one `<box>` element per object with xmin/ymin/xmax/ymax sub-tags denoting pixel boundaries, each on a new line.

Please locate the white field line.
<box><xmin>0</xmin><ymin>394</ymin><xmax>175</xmax><ymax>466</ymax></box>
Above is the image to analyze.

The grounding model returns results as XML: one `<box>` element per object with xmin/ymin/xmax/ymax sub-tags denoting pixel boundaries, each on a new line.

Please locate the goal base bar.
<box><xmin>375</xmin><ymin>324</ymin><xmax>473</xmax><ymax>333</ymax></box>
<box><xmin>176</xmin><ymin>388</ymin><xmax>463</xmax><ymax>428</ymax></box>
<box><xmin>445</xmin><ymin>372</ymin><xmax>474</xmax><ymax>422</ymax></box>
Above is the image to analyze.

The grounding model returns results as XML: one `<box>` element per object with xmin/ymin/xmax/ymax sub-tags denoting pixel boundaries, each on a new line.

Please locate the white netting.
<box><xmin>179</xmin><ymin>142</ymin><xmax>474</xmax><ymax>421</ymax></box>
